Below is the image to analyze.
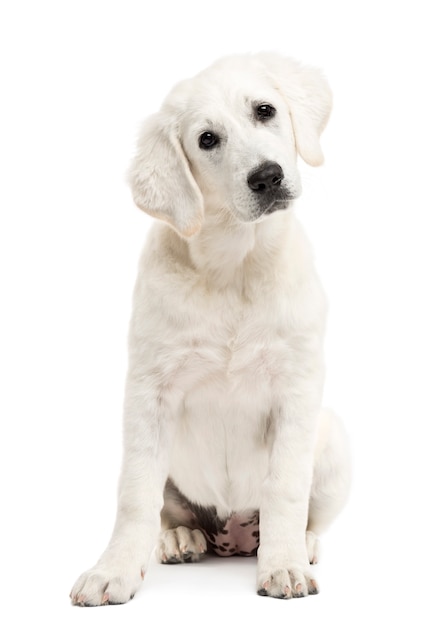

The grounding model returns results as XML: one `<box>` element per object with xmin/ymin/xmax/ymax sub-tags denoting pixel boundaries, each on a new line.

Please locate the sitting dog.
<box><xmin>71</xmin><ymin>52</ymin><xmax>351</xmax><ymax>606</ymax></box>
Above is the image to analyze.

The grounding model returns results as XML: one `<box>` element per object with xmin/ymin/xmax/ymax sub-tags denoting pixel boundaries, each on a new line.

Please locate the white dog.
<box><xmin>71</xmin><ymin>52</ymin><xmax>351</xmax><ymax>606</ymax></box>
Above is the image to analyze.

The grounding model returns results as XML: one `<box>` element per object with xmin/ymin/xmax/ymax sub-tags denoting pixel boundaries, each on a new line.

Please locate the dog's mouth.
<box><xmin>262</xmin><ymin>197</ymin><xmax>292</xmax><ymax>214</ymax></box>
<box><xmin>254</xmin><ymin>188</ymin><xmax>296</xmax><ymax>218</ymax></box>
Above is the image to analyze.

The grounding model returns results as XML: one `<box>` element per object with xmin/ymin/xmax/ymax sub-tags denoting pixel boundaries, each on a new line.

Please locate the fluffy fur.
<box><xmin>70</xmin><ymin>52</ymin><xmax>351</xmax><ymax>606</ymax></box>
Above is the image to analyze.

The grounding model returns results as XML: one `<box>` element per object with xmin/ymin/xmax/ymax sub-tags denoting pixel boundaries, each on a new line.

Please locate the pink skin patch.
<box><xmin>202</xmin><ymin>512</ymin><xmax>260</xmax><ymax>556</ymax></box>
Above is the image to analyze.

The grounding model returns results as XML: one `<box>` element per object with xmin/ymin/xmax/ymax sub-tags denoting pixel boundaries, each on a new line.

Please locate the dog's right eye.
<box><xmin>199</xmin><ymin>132</ymin><xmax>219</xmax><ymax>150</ymax></box>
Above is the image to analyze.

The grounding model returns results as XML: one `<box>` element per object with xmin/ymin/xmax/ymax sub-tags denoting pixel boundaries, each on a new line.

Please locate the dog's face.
<box><xmin>179</xmin><ymin>68</ymin><xmax>301</xmax><ymax>224</ymax></box>
<box><xmin>129</xmin><ymin>54</ymin><xmax>332</xmax><ymax>237</ymax></box>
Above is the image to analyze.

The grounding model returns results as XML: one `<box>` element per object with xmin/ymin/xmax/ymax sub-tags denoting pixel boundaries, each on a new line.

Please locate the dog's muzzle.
<box><xmin>247</xmin><ymin>161</ymin><xmax>292</xmax><ymax>216</ymax></box>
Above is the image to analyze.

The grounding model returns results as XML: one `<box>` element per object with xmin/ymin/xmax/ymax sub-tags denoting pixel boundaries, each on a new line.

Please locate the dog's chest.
<box><xmin>167</xmin><ymin>293</ymin><xmax>294</xmax><ymax>513</ymax></box>
<box><xmin>184</xmin><ymin>290</ymin><xmax>293</xmax><ymax>389</ymax></box>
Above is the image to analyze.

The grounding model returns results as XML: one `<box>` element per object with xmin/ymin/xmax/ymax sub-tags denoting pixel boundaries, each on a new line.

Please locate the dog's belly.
<box><xmin>164</xmin><ymin>478</ymin><xmax>261</xmax><ymax>556</ymax></box>
<box><xmin>203</xmin><ymin>511</ymin><xmax>260</xmax><ymax>557</ymax></box>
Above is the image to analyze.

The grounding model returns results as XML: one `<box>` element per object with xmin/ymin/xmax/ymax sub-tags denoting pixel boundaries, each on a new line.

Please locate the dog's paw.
<box><xmin>257</xmin><ymin>565</ymin><xmax>319</xmax><ymax>599</ymax></box>
<box><xmin>70</xmin><ymin>561</ymin><xmax>145</xmax><ymax>606</ymax></box>
<box><xmin>157</xmin><ymin>527</ymin><xmax>207</xmax><ymax>564</ymax></box>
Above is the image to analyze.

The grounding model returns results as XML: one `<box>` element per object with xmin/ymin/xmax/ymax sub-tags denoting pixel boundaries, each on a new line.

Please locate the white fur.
<box><xmin>70</xmin><ymin>52</ymin><xmax>351</xmax><ymax>606</ymax></box>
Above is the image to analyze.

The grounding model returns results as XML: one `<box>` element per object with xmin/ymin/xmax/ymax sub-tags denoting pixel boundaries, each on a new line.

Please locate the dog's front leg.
<box><xmin>71</xmin><ymin>380</ymin><xmax>175</xmax><ymax>606</ymax></box>
<box><xmin>257</xmin><ymin>366</ymin><xmax>323</xmax><ymax>599</ymax></box>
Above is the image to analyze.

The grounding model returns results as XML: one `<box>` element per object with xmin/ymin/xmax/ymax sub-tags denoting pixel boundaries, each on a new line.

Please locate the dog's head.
<box><xmin>129</xmin><ymin>53</ymin><xmax>331</xmax><ymax>237</ymax></box>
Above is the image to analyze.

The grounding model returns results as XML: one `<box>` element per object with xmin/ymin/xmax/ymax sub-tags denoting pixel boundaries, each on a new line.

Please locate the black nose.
<box><xmin>247</xmin><ymin>161</ymin><xmax>284</xmax><ymax>192</ymax></box>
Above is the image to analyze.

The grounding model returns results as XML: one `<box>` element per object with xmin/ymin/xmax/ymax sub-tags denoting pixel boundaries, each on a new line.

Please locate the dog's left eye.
<box><xmin>255</xmin><ymin>104</ymin><xmax>276</xmax><ymax>121</ymax></box>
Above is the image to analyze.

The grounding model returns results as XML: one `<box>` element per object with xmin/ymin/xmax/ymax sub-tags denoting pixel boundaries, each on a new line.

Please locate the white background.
<box><xmin>1</xmin><ymin>1</ymin><xmax>441</xmax><ymax>624</ymax></box>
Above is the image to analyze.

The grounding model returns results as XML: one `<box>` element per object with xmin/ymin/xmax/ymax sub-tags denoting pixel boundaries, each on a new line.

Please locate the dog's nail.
<box><xmin>101</xmin><ymin>593</ymin><xmax>109</xmax><ymax>605</ymax></box>
<box><xmin>309</xmin><ymin>579</ymin><xmax>319</xmax><ymax>594</ymax></box>
<box><xmin>263</xmin><ymin>580</ymin><xmax>270</xmax><ymax>590</ymax></box>
<box><xmin>284</xmin><ymin>585</ymin><xmax>291</xmax><ymax>596</ymax></box>
<box><xmin>141</xmin><ymin>568</ymin><xmax>145</xmax><ymax>580</ymax></box>
<box><xmin>295</xmin><ymin>583</ymin><xmax>303</xmax><ymax>593</ymax></box>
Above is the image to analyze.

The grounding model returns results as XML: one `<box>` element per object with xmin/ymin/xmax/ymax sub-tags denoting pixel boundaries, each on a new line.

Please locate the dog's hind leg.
<box><xmin>157</xmin><ymin>479</ymin><xmax>208</xmax><ymax>564</ymax></box>
<box><xmin>307</xmin><ymin>408</ymin><xmax>351</xmax><ymax>563</ymax></box>
<box><xmin>157</xmin><ymin>526</ymin><xmax>207</xmax><ymax>564</ymax></box>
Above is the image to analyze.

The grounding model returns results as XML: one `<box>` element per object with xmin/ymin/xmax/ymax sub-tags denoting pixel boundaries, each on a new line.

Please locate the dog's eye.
<box><xmin>199</xmin><ymin>132</ymin><xmax>219</xmax><ymax>150</ymax></box>
<box><xmin>255</xmin><ymin>104</ymin><xmax>276</xmax><ymax>121</ymax></box>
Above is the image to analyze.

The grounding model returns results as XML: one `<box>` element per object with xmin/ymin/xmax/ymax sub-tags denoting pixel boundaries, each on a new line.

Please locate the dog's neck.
<box><xmin>187</xmin><ymin>205</ymin><xmax>293</xmax><ymax>292</ymax></box>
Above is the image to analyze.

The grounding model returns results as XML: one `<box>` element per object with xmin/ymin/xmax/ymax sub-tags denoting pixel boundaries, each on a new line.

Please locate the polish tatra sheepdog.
<box><xmin>71</xmin><ymin>52</ymin><xmax>351</xmax><ymax>605</ymax></box>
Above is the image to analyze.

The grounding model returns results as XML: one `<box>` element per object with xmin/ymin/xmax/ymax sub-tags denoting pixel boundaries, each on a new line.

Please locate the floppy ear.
<box><xmin>128</xmin><ymin>111</ymin><xmax>204</xmax><ymax>237</ymax></box>
<box><xmin>258</xmin><ymin>53</ymin><xmax>332</xmax><ymax>166</ymax></box>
